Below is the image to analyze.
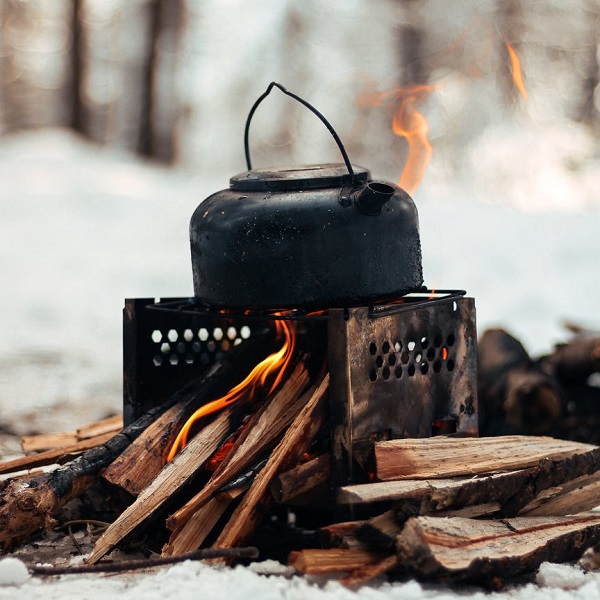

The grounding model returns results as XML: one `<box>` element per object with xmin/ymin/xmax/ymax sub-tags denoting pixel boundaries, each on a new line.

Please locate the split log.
<box><xmin>21</xmin><ymin>415</ymin><xmax>123</xmax><ymax>453</ymax></box>
<box><xmin>319</xmin><ymin>520</ymin><xmax>365</xmax><ymax>549</ymax></box>
<box><xmin>518</xmin><ymin>470</ymin><xmax>600</xmax><ymax>516</ymax></box>
<box><xmin>165</xmin><ymin>362</ymin><xmax>311</xmax><ymax>533</ymax></box>
<box><xmin>374</xmin><ymin>435</ymin><xmax>596</xmax><ymax>481</ymax></box>
<box><xmin>396</xmin><ymin>514</ymin><xmax>600</xmax><ymax>583</ymax></box>
<box><xmin>103</xmin><ymin>330</ymin><xmax>277</xmax><ymax>498</ymax></box>
<box><xmin>478</xmin><ymin>328</ymin><xmax>565</xmax><ymax>436</ymax></box>
<box><xmin>340</xmin><ymin>555</ymin><xmax>399</xmax><ymax>587</ymax></box>
<box><xmin>86</xmin><ymin>405</ymin><xmax>238</xmax><ymax>564</ymax></box>
<box><xmin>288</xmin><ymin>548</ymin><xmax>388</xmax><ymax>575</ymax></box>
<box><xmin>210</xmin><ymin>374</ymin><xmax>329</xmax><ymax>561</ymax></box>
<box><xmin>0</xmin><ymin>432</ymin><xmax>115</xmax><ymax>475</ymax></box>
<box><xmin>271</xmin><ymin>452</ymin><xmax>331</xmax><ymax>504</ymax></box>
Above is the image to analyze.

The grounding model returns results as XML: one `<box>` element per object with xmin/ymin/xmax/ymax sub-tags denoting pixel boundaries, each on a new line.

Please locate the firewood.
<box><xmin>319</xmin><ymin>520</ymin><xmax>365</xmax><ymax>548</ymax></box>
<box><xmin>103</xmin><ymin>331</ymin><xmax>277</xmax><ymax>498</ymax></box>
<box><xmin>0</xmin><ymin>432</ymin><xmax>115</xmax><ymax>475</ymax></box>
<box><xmin>395</xmin><ymin>514</ymin><xmax>600</xmax><ymax>582</ymax></box>
<box><xmin>478</xmin><ymin>328</ymin><xmax>565</xmax><ymax>436</ymax></box>
<box><xmin>340</xmin><ymin>555</ymin><xmax>399</xmax><ymax>587</ymax></box>
<box><xmin>86</xmin><ymin>406</ymin><xmax>237</xmax><ymax>564</ymax></box>
<box><xmin>519</xmin><ymin>471</ymin><xmax>600</xmax><ymax>516</ymax></box>
<box><xmin>0</xmin><ymin>395</ymin><xmax>188</xmax><ymax>550</ymax></box>
<box><xmin>162</xmin><ymin>498</ymin><xmax>230</xmax><ymax>557</ymax></box>
<box><xmin>271</xmin><ymin>452</ymin><xmax>331</xmax><ymax>504</ymax></box>
<box><xmin>165</xmin><ymin>362</ymin><xmax>311</xmax><ymax>533</ymax></box>
<box><xmin>543</xmin><ymin>335</ymin><xmax>600</xmax><ymax>385</ymax></box>
<box><xmin>342</xmin><ymin>444</ymin><xmax>600</xmax><ymax>521</ymax></box>
<box><xmin>288</xmin><ymin>548</ymin><xmax>388</xmax><ymax>575</ymax></box>
<box><xmin>374</xmin><ymin>435</ymin><xmax>596</xmax><ymax>481</ymax></box>
<box><xmin>210</xmin><ymin>374</ymin><xmax>329</xmax><ymax>561</ymax></box>
<box><xmin>21</xmin><ymin>415</ymin><xmax>123</xmax><ymax>453</ymax></box>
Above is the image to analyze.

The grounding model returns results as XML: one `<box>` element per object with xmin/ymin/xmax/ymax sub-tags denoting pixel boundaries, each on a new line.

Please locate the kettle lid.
<box><xmin>230</xmin><ymin>163</ymin><xmax>369</xmax><ymax>192</ymax></box>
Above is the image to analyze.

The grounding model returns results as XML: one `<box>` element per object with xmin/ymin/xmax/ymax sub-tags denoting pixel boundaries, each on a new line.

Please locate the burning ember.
<box><xmin>359</xmin><ymin>84</ymin><xmax>438</xmax><ymax>195</ymax></box>
<box><xmin>506</xmin><ymin>41</ymin><xmax>528</xmax><ymax>101</ymax></box>
<box><xmin>167</xmin><ymin>318</ymin><xmax>297</xmax><ymax>460</ymax></box>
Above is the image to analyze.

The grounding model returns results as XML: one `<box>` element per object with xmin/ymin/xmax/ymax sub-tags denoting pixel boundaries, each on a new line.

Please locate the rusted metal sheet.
<box><xmin>328</xmin><ymin>292</ymin><xmax>478</xmax><ymax>488</ymax></box>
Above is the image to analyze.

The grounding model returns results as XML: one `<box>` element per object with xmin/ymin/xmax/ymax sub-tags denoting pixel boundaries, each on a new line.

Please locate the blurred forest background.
<box><xmin>3</xmin><ymin>0</ymin><xmax>600</xmax><ymax>189</ymax></box>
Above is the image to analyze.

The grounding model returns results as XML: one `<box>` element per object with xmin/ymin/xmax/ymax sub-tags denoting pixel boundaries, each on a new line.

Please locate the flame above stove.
<box><xmin>506</xmin><ymin>42</ymin><xmax>528</xmax><ymax>101</ymax></box>
<box><xmin>360</xmin><ymin>84</ymin><xmax>438</xmax><ymax>196</ymax></box>
<box><xmin>166</xmin><ymin>318</ymin><xmax>297</xmax><ymax>461</ymax></box>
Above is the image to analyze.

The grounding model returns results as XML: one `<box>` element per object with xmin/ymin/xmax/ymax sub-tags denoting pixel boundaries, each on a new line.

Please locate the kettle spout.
<box><xmin>356</xmin><ymin>182</ymin><xmax>395</xmax><ymax>215</ymax></box>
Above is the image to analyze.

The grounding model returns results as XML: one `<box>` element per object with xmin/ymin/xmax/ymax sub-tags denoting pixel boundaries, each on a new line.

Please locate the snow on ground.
<box><xmin>0</xmin><ymin>128</ymin><xmax>599</xmax><ymax>597</ymax></box>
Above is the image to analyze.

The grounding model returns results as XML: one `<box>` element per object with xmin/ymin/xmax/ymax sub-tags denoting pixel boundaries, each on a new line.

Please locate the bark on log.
<box><xmin>396</xmin><ymin>514</ymin><xmax>600</xmax><ymax>583</ymax></box>
<box><xmin>478</xmin><ymin>328</ymin><xmax>565</xmax><ymax>436</ymax></box>
<box><xmin>542</xmin><ymin>336</ymin><xmax>600</xmax><ymax>385</ymax></box>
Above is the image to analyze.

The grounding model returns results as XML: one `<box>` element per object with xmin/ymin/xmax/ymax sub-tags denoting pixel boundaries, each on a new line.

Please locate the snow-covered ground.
<box><xmin>0</xmin><ymin>128</ymin><xmax>599</xmax><ymax>597</ymax></box>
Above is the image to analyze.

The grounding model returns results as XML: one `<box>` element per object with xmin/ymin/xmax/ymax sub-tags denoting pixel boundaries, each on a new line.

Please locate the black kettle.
<box><xmin>190</xmin><ymin>82</ymin><xmax>424</xmax><ymax>310</ymax></box>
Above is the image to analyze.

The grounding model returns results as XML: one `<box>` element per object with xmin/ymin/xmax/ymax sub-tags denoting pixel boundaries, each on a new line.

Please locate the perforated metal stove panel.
<box><xmin>327</xmin><ymin>293</ymin><xmax>478</xmax><ymax>487</ymax></box>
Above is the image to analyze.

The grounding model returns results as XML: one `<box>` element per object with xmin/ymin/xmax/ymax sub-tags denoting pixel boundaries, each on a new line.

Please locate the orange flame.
<box><xmin>360</xmin><ymin>84</ymin><xmax>438</xmax><ymax>196</ymax></box>
<box><xmin>506</xmin><ymin>42</ymin><xmax>528</xmax><ymax>101</ymax></box>
<box><xmin>166</xmin><ymin>319</ymin><xmax>296</xmax><ymax>461</ymax></box>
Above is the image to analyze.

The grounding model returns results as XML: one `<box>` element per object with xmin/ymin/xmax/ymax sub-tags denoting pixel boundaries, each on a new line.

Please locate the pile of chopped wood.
<box><xmin>0</xmin><ymin>329</ymin><xmax>599</xmax><ymax>587</ymax></box>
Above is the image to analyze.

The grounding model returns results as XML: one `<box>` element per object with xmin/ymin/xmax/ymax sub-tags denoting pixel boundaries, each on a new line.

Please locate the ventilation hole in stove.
<box><xmin>388</xmin><ymin>353</ymin><xmax>396</xmax><ymax>366</ymax></box>
<box><xmin>375</xmin><ymin>356</ymin><xmax>384</xmax><ymax>368</ymax></box>
<box><xmin>420</xmin><ymin>362</ymin><xmax>429</xmax><ymax>375</ymax></box>
<box><xmin>401</xmin><ymin>351</ymin><xmax>409</xmax><ymax>364</ymax></box>
<box><xmin>183</xmin><ymin>328</ymin><xmax>194</xmax><ymax>342</ymax></box>
<box><xmin>221</xmin><ymin>340</ymin><xmax>230</xmax><ymax>351</ymax></box>
<box><xmin>227</xmin><ymin>327</ymin><xmax>237</xmax><ymax>340</ymax></box>
<box><xmin>233</xmin><ymin>338</ymin><xmax>242</xmax><ymax>346</ymax></box>
<box><xmin>207</xmin><ymin>340</ymin><xmax>217</xmax><ymax>353</ymax></box>
<box><xmin>433</xmin><ymin>334</ymin><xmax>443</xmax><ymax>348</ymax></box>
<box><xmin>160</xmin><ymin>342</ymin><xmax>170</xmax><ymax>354</ymax></box>
<box><xmin>185</xmin><ymin>353</ymin><xmax>194</xmax><ymax>365</ymax></box>
<box><xmin>394</xmin><ymin>341</ymin><xmax>402</xmax><ymax>352</ymax></box>
<box><xmin>395</xmin><ymin>366</ymin><xmax>402</xmax><ymax>379</ymax></box>
<box><xmin>167</xmin><ymin>329</ymin><xmax>179</xmax><ymax>343</ymax></box>
<box><xmin>198</xmin><ymin>328</ymin><xmax>209</xmax><ymax>341</ymax></box>
<box><xmin>441</xmin><ymin>347</ymin><xmax>449</xmax><ymax>361</ymax></box>
<box><xmin>447</xmin><ymin>333</ymin><xmax>456</xmax><ymax>346</ymax></box>
<box><xmin>382</xmin><ymin>366</ymin><xmax>390</xmax><ymax>380</ymax></box>
<box><xmin>369</xmin><ymin>369</ymin><xmax>377</xmax><ymax>381</ymax></box>
<box><xmin>169</xmin><ymin>354</ymin><xmax>179</xmax><ymax>366</ymax></box>
<box><xmin>420</xmin><ymin>336</ymin><xmax>429</xmax><ymax>348</ymax></box>
<box><xmin>153</xmin><ymin>355</ymin><xmax>162</xmax><ymax>366</ymax></box>
<box><xmin>240</xmin><ymin>326</ymin><xmax>251</xmax><ymax>339</ymax></box>
<box><xmin>151</xmin><ymin>330</ymin><xmax>162</xmax><ymax>343</ymax></box>
<box><xmin>369</xmin><ymin>342</ymin><xmax>377</xmax><ymax>355</ymax></box>
<box><xmin>192</xmin><ymin>341</ymin><xmax>201</xmax><ymax>353</ymax></box>
<box><xmin>213</xmin><ymin>327</ymin><xmax>223</xmax><ymax>341</ymax></box>
<box><xmin>200</xmin><ymin>352</ymin><xmax>210</xmax><ymax>365</ymax></box>
<box><xmin>408</xmin><ymin>364</ymin><xmax>416</xmax><ymax>377</ymax></box>
<box><xmin>415</xmin><ymin>353</ymin><xmax>422</xmax><ymax>363</ymax></box>
<box><xmin>433</xmin><ymin>360</ymin><xmax>442</xmax><ymax>373</ymax></box>
<box><xmin>407</xmin><ymin>340</ymin><xmax>416</xmax><ymax>352</ymax></box>
<box><xmin>427</xmin><ymin>348</ymin><xmax>436</xmax><ymax>361</ymax></box>
<box><xmin>382</xmin><ymin>341</ymin><xmax>390</xmax><ymax>354</ymax></box>
<box><xmin>447</xmin><ymin>359</ymin><xmax>455</xmax><ymax>372</ymax></box>
<box><xmin>176</xmin><ymin>342</ymin><xmax>186</xmax><ymax>354</ymax></box>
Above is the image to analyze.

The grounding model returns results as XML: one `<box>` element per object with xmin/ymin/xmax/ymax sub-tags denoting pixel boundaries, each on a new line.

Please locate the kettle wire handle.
<box><xmin>244</xmin><ymin>82</ymin><xmax>355</xmax><ymax>176</ymax></box>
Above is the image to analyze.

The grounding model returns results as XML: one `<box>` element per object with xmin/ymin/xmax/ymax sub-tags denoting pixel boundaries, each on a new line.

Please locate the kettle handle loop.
<box><xmin>244</xmin><ymin>82</ymin><xmax>354</xmax><ymax>176</ymax></box>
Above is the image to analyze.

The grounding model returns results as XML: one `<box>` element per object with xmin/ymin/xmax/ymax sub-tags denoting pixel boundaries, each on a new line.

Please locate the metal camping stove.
<box><xmin>123</xmin><ymin>290</ymin><xmax>477</xmax><ymax>487</ymax></box>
